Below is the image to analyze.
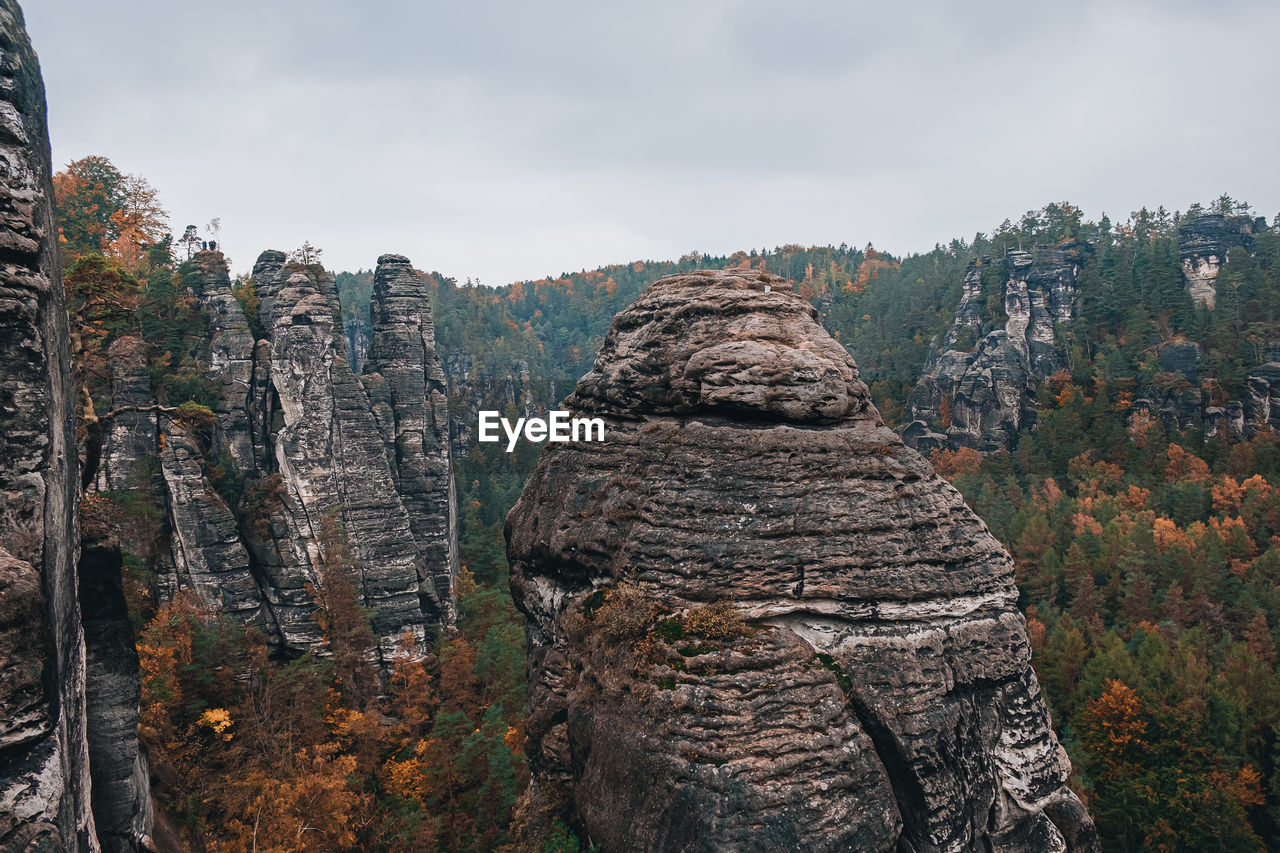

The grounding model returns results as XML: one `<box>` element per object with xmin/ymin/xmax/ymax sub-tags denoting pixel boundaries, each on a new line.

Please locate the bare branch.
<box><xmin>98</xmin><ymin>403</ymin><xmax>181</xmax><ymax>422</ymax></box>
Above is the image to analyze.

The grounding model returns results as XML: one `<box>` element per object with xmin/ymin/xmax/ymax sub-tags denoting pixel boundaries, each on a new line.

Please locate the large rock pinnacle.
<box><xmin>363</xmin><ymin>254</ymin><xmax>460</xmax><ymax>623</ymax></box>
<box><xmin>507</xmin><ymin>269</ymin><xmax>1098</xmax><ymax>852</ymax></box>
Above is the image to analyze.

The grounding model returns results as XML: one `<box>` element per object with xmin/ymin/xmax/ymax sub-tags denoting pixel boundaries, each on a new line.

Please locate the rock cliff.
<box><xmin>1179</xmin><ymin>214</ymin><xmax>1260</xmax><ymax>308</ymax></box>
<box><xmin>904</xmin><ymin>245</ymin><xmax>1081</xmax><ymax>450</ymax></box>
<box><xmin>189</xmin><ymin>250</ymin><xmax>257</xmax><ymax>473</ymax></box>
<box><xmin>0</xmin><ymin>0</ymin><xmax>97</xmax><ymax>846</ymax></box>
<box><xmin>363</xmin><ymin>254</ymin><xmax>459</xmax><ymax>623</ymax></box>
<box><xmin>257</xmin><ymin>258</ymin><xmax>444</xmax><ymax>655</ymax></box>
<box><xmin>507</xmin><ymin>270</ymin><xmax>1098</xmax><ymax>852</ymax></box>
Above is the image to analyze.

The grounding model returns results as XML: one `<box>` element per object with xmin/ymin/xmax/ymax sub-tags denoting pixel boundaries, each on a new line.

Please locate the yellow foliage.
<box><xmin>197</xmin><ymin>708</ymin><xmax>234</xmax><ymax>741</ymax></box>
<box><xmin>1072</xmin><ymin>513</ymin><xmax>1103</xmax><ymax>536</ymax></box>
<box><xmin>209</xmin><ymin>744</ymin><xmax>367</xmax><ymax>853</ymax></box>
<box><xmin>682</xmin><ymin>601</ymin><xmax>749</xmax><ymax>641</ymax></box>
<box><xmin>384</xmin><ymin>755</ymin><xmax>432</xmax><ymax>805</ymax></box>
<box><xmin>1121</xmin><ymin>485</ymin><xmax>1150</xmax><ymax>512</ymax></box>
<box><xmin>1128</xmin><ymin>409</ymin><xmax>1160</xmax><ymax>448</ymax></box>
<box><xmin>1082</xmin><ymin>679</ymin><xmax>1147</xmax><ymax>768</ymax></box>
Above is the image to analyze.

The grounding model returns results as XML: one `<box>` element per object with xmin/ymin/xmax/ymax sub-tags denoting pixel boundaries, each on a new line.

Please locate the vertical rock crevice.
<box><xmin>77</xmin><ymin>530</ymin><xmax>151</xmax><ymax>853</ymax></box>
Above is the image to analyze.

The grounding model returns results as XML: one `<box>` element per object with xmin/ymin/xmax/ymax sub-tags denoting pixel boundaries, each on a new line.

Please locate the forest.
<box><xmin>58</xmin><ymin>153</ymin><xmax>1280</xmax><ymax>850</ymax></box>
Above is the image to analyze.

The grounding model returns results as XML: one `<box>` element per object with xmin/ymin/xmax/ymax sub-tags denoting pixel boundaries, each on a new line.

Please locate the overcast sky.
<box><xmin>24</xmin><ymin>0</ymin><xmax>1280</xmax><ymax>285</ymax></box>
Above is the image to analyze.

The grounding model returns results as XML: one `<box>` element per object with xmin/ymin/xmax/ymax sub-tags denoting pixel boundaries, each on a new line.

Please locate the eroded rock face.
<box><xmin>156</xmin><ymin>424</ymin><xmax>265</xmax><ymax>626</ymax></box>
<box><xmin>905</xmin><ymin>245</ymin><xmax>1080</xmax><ymax>451</ymax></box>
<box><xmin>78</xmin><ymin>527</ymin><xmax>152</xmax><ymax>853</ymax></box>
<box><xmin>189</xmin><ymin>251</ymin><xmax>258</xmax><ymax>473</ymax></box>
<box><xmin>1179</xmin><ymin>214</ymin><xmax>1259</xmax><ymax>309</ymax></box>
<box><xmin>0</xmin><ymin>0</ymin><xmax>97</xmax><ymax>845</ymax></box>
<box><xmin>508</xmin><ymin>269</ymin><xmax>1098</xmax><ymax>852</ymax></box>
<box><xmin>261</xmin><ymin>259</ymin><xmax>439</xmax><ymax>656</ymax></box>
<box><xmin>93</xmin><ymin>337</ymin><xmax>156</xmax><ymax>493</ymax></box>
<box><xmin>363</xmin><ymin>254</ymin><xmax>459</xmax><ymax>622</ymax></box>
<box><xmin>97</xmin><ymin>248</ymin><xmax>460</xmax><ymax>662</ymax></box>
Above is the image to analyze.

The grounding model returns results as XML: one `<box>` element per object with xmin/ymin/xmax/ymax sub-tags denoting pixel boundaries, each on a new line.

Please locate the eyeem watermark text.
<box><xmin>478</xmin><ymin>410</ymin><xmax>605</xmax><ymax>452</ymax></box>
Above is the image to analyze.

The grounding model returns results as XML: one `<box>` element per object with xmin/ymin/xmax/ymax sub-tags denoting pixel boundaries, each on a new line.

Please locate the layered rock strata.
<box><xmin>93</xmin><ymin>337</ymin><xmax>156</xmax><ymax>492</ymax></box>
<box><xmin>363</xmin><ymin>254</ymin><xmax>459</xmax><ymax>622</ymax></box>
<box><xmin>255</xmin><ymin>259</ymin><xmax>442</xmax><ymax>654</ymax></box>
<box><xmin>89</xmin><ymin>250</ymin><xmax>460</xmax><ymax>661</ymax></box>
<box><xmin>156</xmin><ymin>424</ymin><xmax>265</xmax><ymax>627</ymax></box>
<box><xmin>0</xmin><ymin>0</ymin><xmax>97</xmax><ymax>845</ymax></box>
<box><xmin>188</xmin><ymin>251</ymin><xmax>257</xmax><ymax>472</ymax></box>
<box><xmin>904</xmin><ymin>245</ymin><xmax>1080</xmax><ymax>450</ymax></box>
<box><xmin>508</xmin><ymin>270</ymin><xmax>1098</xmax><ymax>852</ymax></box>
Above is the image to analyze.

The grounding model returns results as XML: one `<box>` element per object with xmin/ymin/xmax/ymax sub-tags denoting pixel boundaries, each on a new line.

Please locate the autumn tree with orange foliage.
<box><xmin>54</xmin><ymin>155</ymin><xmax>167</xmax><ymax>271</ymax></box>
<box><xmin>930</xmin><ymin>446</ymin><xmax>983</xmax><ymax>482</ymax></box>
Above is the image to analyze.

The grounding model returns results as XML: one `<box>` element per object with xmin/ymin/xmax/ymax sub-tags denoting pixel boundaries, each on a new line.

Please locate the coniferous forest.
<box><xmin>54</xmin><ymin>152</ymin><xmax>1280</xmax><ymax>851</ymax></box>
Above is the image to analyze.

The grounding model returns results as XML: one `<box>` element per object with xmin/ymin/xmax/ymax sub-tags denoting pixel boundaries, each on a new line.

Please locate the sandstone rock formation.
<box><xmin>86</xmin><ymin>249</ymin><xmax>460</xmax><ymax>664</ymax></box>
<box><xmin>0</xmin><ymin>0</ymin><xmax>97</xmax><ymax>845</ymax></box>
<box><xmin>156</xmin><ymin>423</ymin><xmax>265</xmax><ymax>627</ymax></box>
<box><xmin>92</xmin><ymin>337</ymin><xmax>156</xmax><ymax>493</ymax></box>
<box><xmin>189</xmin><ymin>251</ymin><xmax>257</xmax><ymax>473</ymax></box>
<box><xmin>508</xmin><ymin>269</ymin><xmax>1098</xmax><ymax>852</ymax></box>
<box><xmin>904</xmin><ymin>245</ymin><xmax>1081</xmax><ymax>450</ymax></box>
<box><xmin>1179</xmin><ymin>213</ymin><xmax>1260</xmax><ymax>309</ymax></box>
<box><xmin>363</xmin><ymin>254</ymin><xmax>459</xmax><ymax>622</ymax></box>
<box><xmin>78</xmin><ymin>523</ymin><xmax>152</xmax><ymax>853</ymax></box>
<box><xmin>257</xmin><ymin>258</ymin><xmax>442</xmax><ymax>655</ymax></box>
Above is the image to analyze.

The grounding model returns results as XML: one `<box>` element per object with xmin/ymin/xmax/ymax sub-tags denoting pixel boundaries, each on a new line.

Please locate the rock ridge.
<box><xmin>363</xmin><ymin>253</ymin><xmax>459</xmax><ymax>623</ymax></box>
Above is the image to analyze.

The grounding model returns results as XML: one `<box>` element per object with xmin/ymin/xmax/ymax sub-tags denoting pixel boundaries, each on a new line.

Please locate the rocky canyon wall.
<box><xmin>0</xmin><ymin>0</ymin><xmax>97</xmax><ymax>846</ymax></box>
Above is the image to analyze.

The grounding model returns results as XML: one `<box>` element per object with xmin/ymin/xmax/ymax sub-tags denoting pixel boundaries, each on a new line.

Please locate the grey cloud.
<box><xmin>22</xmin><ymin>0</ymin><xmax>1280</xmax><ymax>284</ymax></box>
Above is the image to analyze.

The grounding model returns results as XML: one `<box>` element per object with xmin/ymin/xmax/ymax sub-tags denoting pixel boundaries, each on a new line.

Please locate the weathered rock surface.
<box><xmin>508</xmin><ymin>269</ymin><xmax>1098</xmax><ymax>852</ymax></box>
<box><xmin>1246</xmin><ymin>362</ymin><xmax>1280</xmax><ymax>432</ymax></box>
<box><xmin>91</xmin><ymin>248</ymin><xmax>460</xmax><ymax>661</ymax></box>
<box><xmin>259</xmin><ymin>258</ymin><xmax>440</xmax><ymax>656</ymax></box>
<box><xmin>78</xmin><ymin>526</ymin><xmax>152</xmax><ymax>853</ymax></box>
<box><xmin>363</xmin><ymin>254</ymin><xmax>459</xmax><ymax>622</ymax></box>
<box><xmin>188</xmin><ymin>251</ymin><xmax>257</xmax><ymax>473</ymax></box>
<box><xmin>904</xmin><ymin>245</ymin><xmax>1080</xmax><ymax>451</ymax></box>
<box><xmin>1179</xmin><ymin>214</ymin><xmax>1260</xmax><ymax>308</ymax></box>
<box><xmin>0</xmin><ymin>0</ymin><xmax>97</xmax><ymax>845</ymax></box>
<box><xmin>156</xmin><ymin>424</ymin><xmax>266</xmax><ymax>627</ymax></box>
<box><xmin>93</xmin><ymin>337</ymin><xmax>157</xmax><ymax>492</ymax></box>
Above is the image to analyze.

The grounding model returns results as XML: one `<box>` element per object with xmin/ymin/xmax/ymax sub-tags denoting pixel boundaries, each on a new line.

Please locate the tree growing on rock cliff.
<box><xmin>53</xmin><ymin>154</ymin><xmax>167</xmax><ymax>269</ymax></box>
<box><xmin>290</xmin><ymin>240</ymin><xmax>324</xmax><ymax>267</ymax></box>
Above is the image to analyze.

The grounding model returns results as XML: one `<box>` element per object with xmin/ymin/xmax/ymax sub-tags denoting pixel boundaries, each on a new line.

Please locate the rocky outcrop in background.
<box><xmin>0</xmin><ymin>0</ymin><xmax>99</xmax><ymax>846</ymax></box>
<box><xmin>899</xmin><ymin>223</ymin><xmax>1280</xmax><ymax>450</ymax></box>
<box><xmin>508</xmin><ymin>270</ymin><xmax>1098</xmax><ymax>852</ymax></box>
<box><xmin>257</xmin><ymin>257</ymin><xmax>444</xmax><ymax>654</ymax></box>
<box><xmin>1178</xmin><ymin>213</ymin><xmax>1261</xmax><ymax>309</ymax></box>
<box><xmin>89</xmin><ymin>249</ymin><xmax>460</xmax><ymax>663</ymax></box>
<box><xmin>904</xmin><ymin>245</ymin><xmax>1081</xmax><ymax>451</ymax></box>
